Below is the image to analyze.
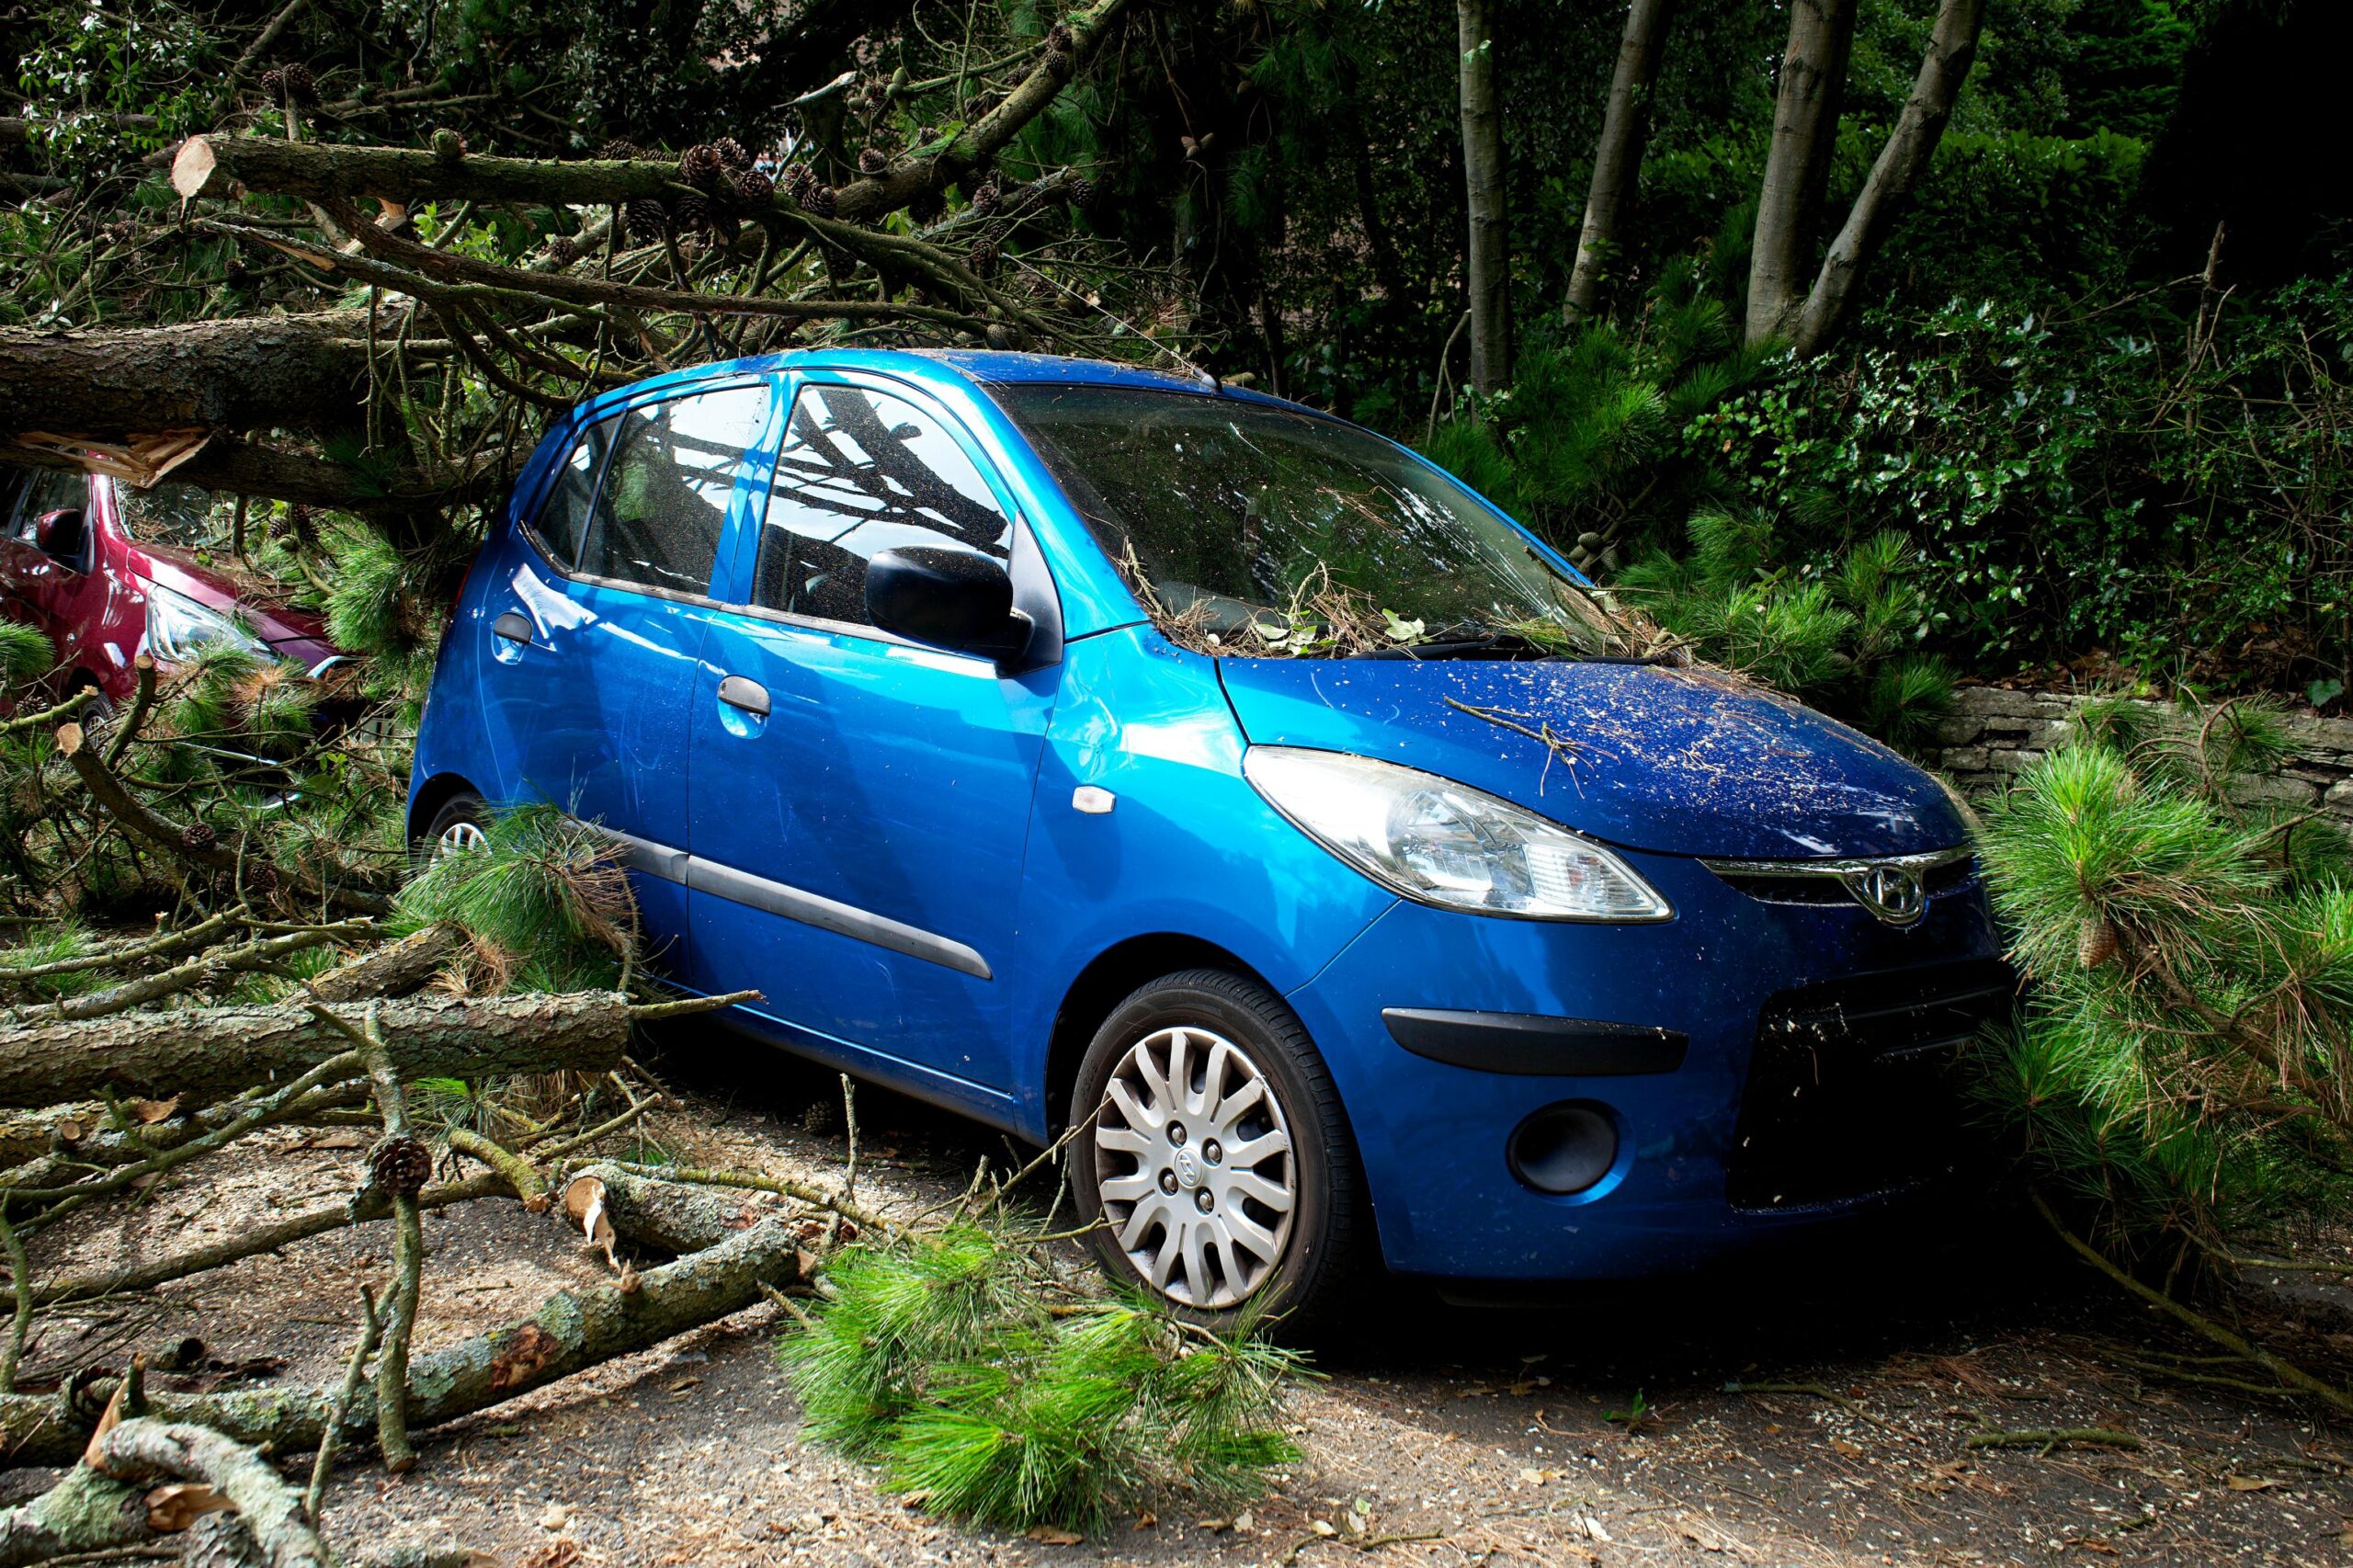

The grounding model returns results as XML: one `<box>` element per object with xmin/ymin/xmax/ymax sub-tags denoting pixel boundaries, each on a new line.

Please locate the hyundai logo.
<box><xmin>1841</xmin><ymin>864</ymin><xmax>1927</xmax><ymax>926</ymax></box>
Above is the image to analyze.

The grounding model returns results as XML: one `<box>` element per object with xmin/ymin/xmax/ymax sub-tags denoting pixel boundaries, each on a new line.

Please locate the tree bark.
<box><xmin>90</xmin><ymin>1417</ymin><xmax>329</xmax><ymax>1568</ymax></box>
<box><xmin>0</xmin><ymin>992</ymin><xmax>631</xmax><ymax>1109</ymax></box>
<box><xmin>1788</xmin><ymin>0</ymin><xmax>1987</xmax><ymax>355</ymax></box>
<box><xmin>307</xmin><ymin>925</ymin><xmax>460</xmax><ymax>1006</ymax></box>
<box><xmin>1564</xmin><ymin>0</ymin><xmax>1677</xmax><ymax>323</ymax></box>
<box><xmin>0</xmin><ymin>1199</ymin><xmax>813</xmax><ymax>1467</ymax></box>
<box><xmin>0</xmin><ymin>1460</ymin><xmax>153</xmax><ymax>1566</ymax></box>
<box><xmin>0</xmin><ymin>313</ymin><xmax>384</xmax><ymax>443</ymax></box>
<box><xmin>1456</xmin><ymin>0</ymin><xmax>1511</xmax><ymax>391</ymax></box>
<box><xmin>1745</xmin><ymin>0</ymin><xmax>1857</xmax><ymax>347</ymax></box>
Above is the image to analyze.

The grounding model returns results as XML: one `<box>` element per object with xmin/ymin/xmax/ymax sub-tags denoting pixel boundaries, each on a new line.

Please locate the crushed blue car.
<box><xmin>408</xmin><ymin>348</ymin><xmax>2006</xmax><ymax>1326</ymax></box>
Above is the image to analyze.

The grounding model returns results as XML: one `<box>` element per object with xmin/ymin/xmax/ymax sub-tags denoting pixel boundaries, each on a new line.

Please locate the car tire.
<box><xmin>1068</xmin><ymin>968</ymin><xmax>1367</xmax><ymax>1337</ymax></box>
<box><xmin>417</xmin><ymin>790</ymin><xmax>489</xmax><ymax>867</ymax></box>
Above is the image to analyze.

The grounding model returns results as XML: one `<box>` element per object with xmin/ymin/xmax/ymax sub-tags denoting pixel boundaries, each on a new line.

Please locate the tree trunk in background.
<box><xmin>1456</xmin><ymin>0</ymin><xmax>1510</xmax><ymax>391</ymax></box>
<box><xmin>1790</xmin><ymin>0</ymin><xmax>1988</xmax><ymax>355</ymax></box>
<box><xmin>1565</xmin><ymin>0</ymin><xmax>1677</xmax><ymax>324</ymax></box>
<box><xmin>1745</xmin><ymin>0</ymin><xmax>1857</xmax><ymax>347</ymax></box>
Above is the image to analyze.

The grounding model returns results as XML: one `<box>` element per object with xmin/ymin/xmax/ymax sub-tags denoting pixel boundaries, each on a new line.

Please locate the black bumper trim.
<box><xmin>1381</xmin><ymin>1008</ymin><xmax>1688</xmax><ymax>1076</ymax></box>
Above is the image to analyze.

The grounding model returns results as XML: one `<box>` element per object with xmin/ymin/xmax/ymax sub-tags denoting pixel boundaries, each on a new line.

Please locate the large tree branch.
<box><xmin>1788</xmin><ymin>0</ymin><xmax>1987</xmax><ymax>356</ymax></box>
<box><xmin>0</xmin><ymin>991</ymin><xmax>631</xmax><ymax>1108</ymax></box>
<box><xmin>0</xmin><ymin>312</ymin><xmax>392</xmax><ymax>442</ymax></box>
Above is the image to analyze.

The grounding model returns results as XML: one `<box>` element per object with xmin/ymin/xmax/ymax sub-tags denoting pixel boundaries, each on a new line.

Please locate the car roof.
<box><xmin>578</xmin><ymin>347</ymin><xmax>1318</xmax><ymax>421</ymax></box>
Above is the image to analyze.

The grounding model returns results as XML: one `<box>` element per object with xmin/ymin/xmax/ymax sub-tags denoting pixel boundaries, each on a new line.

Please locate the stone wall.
<box><xmin>1926</xmin><ymin>686</ymin><xmax>2353</xmax><ymax>821</ymax></box>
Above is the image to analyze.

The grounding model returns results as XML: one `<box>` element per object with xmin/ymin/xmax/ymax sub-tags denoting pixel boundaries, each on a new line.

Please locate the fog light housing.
<box><xmin>1507</xmin><ymin>1103</ymin><xmax>1619</xmax><ymax>1195</ymax></box>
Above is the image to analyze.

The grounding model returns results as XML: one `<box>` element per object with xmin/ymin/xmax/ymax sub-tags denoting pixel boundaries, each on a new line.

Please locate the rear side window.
<box><xmin>584</xmin><ymin>385</ymin><xmax>770</xmax><ymax>595</ymax></box>
<box><xmin>750</xmin><ymin>384</ymin><xmax>1011</xmax><ymax>625</ymax></box>
<box><xmin>528</xmin><ymin>415</ymin><xmax>619</xmax><ymax>571</ymax></box>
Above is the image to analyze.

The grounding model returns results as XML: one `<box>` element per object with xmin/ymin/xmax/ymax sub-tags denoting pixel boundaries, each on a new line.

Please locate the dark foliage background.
<box><xmin>3</xmin><ymin>0</ymin><xmax>2348</xmax><ymax>699</ymax></box>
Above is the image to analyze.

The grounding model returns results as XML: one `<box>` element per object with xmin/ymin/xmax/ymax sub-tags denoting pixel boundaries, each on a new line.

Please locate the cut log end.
<box><xmin>170</xmin><ymin>136</ymin><xmax>221</xmax><ymax>202</ymax></box>
<box><xmin>56</xmin><ymin>722</ymin><xmax>85</xmax><ymax>756</ymax></box>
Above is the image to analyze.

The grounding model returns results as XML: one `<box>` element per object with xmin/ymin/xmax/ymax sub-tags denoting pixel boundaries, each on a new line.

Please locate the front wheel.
<box><xmin>1068</xmin><ymin>969</ymin><xmax>1366</xmax><ymax>1335</ymax></box>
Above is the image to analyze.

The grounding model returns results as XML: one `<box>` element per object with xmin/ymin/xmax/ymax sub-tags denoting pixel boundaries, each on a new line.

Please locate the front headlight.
<box><xmin>1244</xmin><ymin>746</ymin><xmax>1672</xmax><ymax>922</ymax></box>
<box><xmin>142</xmin><ymin>581</ymin><xmax>270</xmax><ymax>663</ymax></box>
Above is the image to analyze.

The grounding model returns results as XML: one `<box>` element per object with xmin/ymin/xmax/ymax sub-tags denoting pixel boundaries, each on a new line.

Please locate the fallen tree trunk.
<box><xmin>0</xmin><ymin>991</ymin><xmax>630</xmax><ymax>1108</ymax></box>
<box><xmin>0</xmin><ymin>1200</ymin><xmax>813</xmax><ymax>1465</ymax></box>
<box><xmin>0</xmin><ymin>312</ymin><xmax>385</xmax><ymax>443</ymax></box>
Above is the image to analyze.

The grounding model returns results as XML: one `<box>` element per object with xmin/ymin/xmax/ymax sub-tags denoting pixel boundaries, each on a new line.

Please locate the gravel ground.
<box><xmin>10</xmin><ymin>1029</ymin><xmax>2353</xmax><ymax>1568</ymax></box>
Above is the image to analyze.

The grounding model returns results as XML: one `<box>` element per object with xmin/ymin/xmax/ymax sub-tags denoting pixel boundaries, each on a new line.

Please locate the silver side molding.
<box><xmin>593</xmin><ymin>826</ymin><xmax>991</xmax><ymax>981</ymax></box>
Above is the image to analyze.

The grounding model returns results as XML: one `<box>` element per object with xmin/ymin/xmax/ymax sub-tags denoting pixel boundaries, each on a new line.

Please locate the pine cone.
<box><xmin>180</xmin><ymin>821</ymin><xmax>218</xmax><ymax>853</ymax></box>
<box><xmin>1046</xmin><ymin>42</ymin><xmax>1074</xmax><ymax>74</ymax></box>
<box><xmin>278</xmin><ymin>62</ymin><xmax>315</xmax><ymax>105</ymax></box>
<box><xmin>546</xmin><ymin>234</ymin><xmax>581</xmax><ymax>267</ymax></box>
<box><xmin>800</xmin><ymin>1098</ymin><xmax>842</xmax><ymax>1137</ymax></box>
<box><xmin>2077</xmin><ymin>915</ymin><xmax>2121</xmax><ymax>970</ymax></box>
<box><xmin>1069</xmin><ymin>176</ymin><xmax>1097</xmax><ymax>210</ymax></box>
<box><xmin>858</xmin><ymin>147</ymin><xmax>889</xmax><ymax>176</ymax></box>
<box><xmin>285</xmin><ymin>503</ymin><xmax>316</xmax><ymax>546</ymax></box>
<box><xmin>242</xmin><ymin>863</ymin><xmax>279</xmax><ymax>896</ymax></box>
<box><xmin>969</xmin><ymin>175</ymin><xmax>1001</xmax><ymax>217</ymax></box>
<box><xmin>259</xmin><ymin>67</ymin><xmax>284</xmax><ymax>103</ymax></box>
<box><xmin>711</xmin><ymin>136</ymin><xmax>748</xmax><ymax>170</ymax></box>
<box><xmin>803</xmin><ymin>184</ymin><xmax>837</xmax><ymax>219</ymax></box>
<box><xmin>970</xmin><ymin>237</ymin><xmax>999</xmax><ymax>273</ymax></box>
<box><xmin>595</xmin><ymin>138</ymin><xmax>645</xmax><ymax>161</ymax></box>
<box><xmin>1046</xmin><ymin>20</ymin><xmax>1074</xmax><ymax>52</ymax></box>
<box><xmin>679</xmin><ymin>143</ymin><xmax>726</xmax><ymax>187</ymax></box>
<box><xmin>731</xmin><ymin>168</ymin><xmax>774</xmax><ymax>209</ymax></box>
<box><xmin>370</xmin><ymin>1135</ymin><xmax>433</xmax><ymax>1197</ymax></box>
<box><xmin>430</xmin><ymin>127</ymin><xmax>467</xmax><ymax>162</ymax></box>
<box><xmin>675</xmin><ymin>188</ymin><xmax>712</xmax><ymax>232</ymax></box>
<box><xmin>623</xmin><ymin>198</ymin><xmax>668</xmax><ymax>242</ymax></box>
<box><xmin>779</xmin><ymin>163</ymin><xmax>817</xmax><ymax>201</ymax></box>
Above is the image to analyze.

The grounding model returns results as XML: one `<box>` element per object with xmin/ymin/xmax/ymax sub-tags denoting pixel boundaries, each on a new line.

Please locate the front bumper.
<box><xmin>1284</xmin><ymin>846</ymin><xmax>2007</xmax><ymax>1280</ymax></box>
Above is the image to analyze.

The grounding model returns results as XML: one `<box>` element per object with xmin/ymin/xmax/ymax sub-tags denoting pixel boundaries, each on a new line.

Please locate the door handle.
<box><xmin>717</xmin><ymin>675</ymin><xmax>771</xmax><ymax>717</ymax></box>
<box><xmin>492</xmin><ymin>611</ymin><xmax>534</xmax><ymax>645</ymax></box>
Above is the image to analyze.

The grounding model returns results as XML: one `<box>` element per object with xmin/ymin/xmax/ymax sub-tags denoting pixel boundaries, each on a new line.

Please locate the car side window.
<box><xmin>529</xmin><ymin>415</ymin><xmax>620</xmax><ymax>573</ymax></box>
<box><xmin>750</xmin><ymin>384</ymin><xmax>1012</xmax><ymax>625</ymax></box>
<box><xmin>8</xmin><ymin>470</ymin><xmax>85</xmax><ymax>543</ymax></box>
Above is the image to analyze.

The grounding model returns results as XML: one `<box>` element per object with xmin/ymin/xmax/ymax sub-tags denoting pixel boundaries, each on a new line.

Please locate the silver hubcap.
<box><xmin>436</xmin><ymin>819</ymin><xmax>487</xmax><ymax>858</ymax></box>
<box><xmin>1091</xmin><ymin>1024</ymin><xmax>1297</xmax><ymax>1310</ymax></box>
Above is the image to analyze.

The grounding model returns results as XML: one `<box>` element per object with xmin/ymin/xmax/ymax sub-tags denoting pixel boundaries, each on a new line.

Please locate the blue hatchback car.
<box><xmin>410</xmin><ymin>348</ymin><xmax>2007</xmax><ymax>1326</ymax></box>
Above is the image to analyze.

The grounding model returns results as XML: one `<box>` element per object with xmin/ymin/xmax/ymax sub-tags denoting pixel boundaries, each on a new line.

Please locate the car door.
<box><xmin>679</xmin><ymin>373</ymin><xmax>1058</xmax><ymax>1111</ymax></box>
<box><xmin>473</xmin><ymin>379</ymin><xmax>778</xmax><ymax>962</ymax></box>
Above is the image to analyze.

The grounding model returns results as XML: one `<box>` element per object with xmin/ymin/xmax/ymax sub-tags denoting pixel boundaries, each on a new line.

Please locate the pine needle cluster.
<box><xmin>1616</xmin><ymin>510</ymin><xmax>1957</xmax><ymax>753</ymax></box>
<box><xmin>1969</xmin><ymin>701</ymin><xmax>2353</xmax><ymax>1257</ymax></box>
<box><xmin>779</xmin><ymin>1225</ymin><xmax>1302</xmax><ymax>1534</ymax></box>
<box><xmin>394</xmin><ymin>801</ymin><xmax>640</xmax><ymax>992</ymax></box>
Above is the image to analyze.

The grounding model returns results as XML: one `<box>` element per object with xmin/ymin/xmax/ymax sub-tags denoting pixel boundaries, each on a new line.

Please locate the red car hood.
<box><xmin>132</xmin><ymin>542</ymin><xmax>333</xmax><ymax>647</ymax></box>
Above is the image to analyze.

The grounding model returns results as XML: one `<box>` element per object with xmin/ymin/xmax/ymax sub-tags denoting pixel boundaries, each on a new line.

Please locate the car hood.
<box><xmin>1215</xmin><ymin>656</ymin><xmax>1968</xmax><ymax>859</ymax></box>
<box><xmin>134</xmin><ymin>544</ymin><xmax>333</xmax><ymax>648</ymax></box>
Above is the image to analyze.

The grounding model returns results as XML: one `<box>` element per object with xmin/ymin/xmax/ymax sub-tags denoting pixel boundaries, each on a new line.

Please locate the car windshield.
<box><xmin>989</xmin><ymin>384</ymin><xmax>1640</xmax><ymax>659</ymax></box>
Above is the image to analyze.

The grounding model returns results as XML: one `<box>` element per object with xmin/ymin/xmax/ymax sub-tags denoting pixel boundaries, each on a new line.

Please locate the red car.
<box><xmin>0</xmin><ymin>465</ymin><xmax>342</xmax><ymax>716</ymax></box>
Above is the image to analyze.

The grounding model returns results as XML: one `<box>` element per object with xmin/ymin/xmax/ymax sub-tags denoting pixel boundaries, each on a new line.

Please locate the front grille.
<box><xmin>1724</xmin><ymin>959</ymin><xmax>2015</xmax><ymax>1212</ymax></box>
<box><xmin>1709</xmin><ymin>854</ymin><xmax>1980</xmax><ymax>911</ymax></box>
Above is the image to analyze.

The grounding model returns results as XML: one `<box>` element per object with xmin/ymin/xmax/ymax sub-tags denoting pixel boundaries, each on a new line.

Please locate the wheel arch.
<box><xmin>405</xmin><ymin>771</ymin><xmax>481</xmax><ymax>846</ymax></box>
<box><xmin>1042</xmin><ymin>933</ymin><xmax>1281</xmax><ymax>1141</ymax></box>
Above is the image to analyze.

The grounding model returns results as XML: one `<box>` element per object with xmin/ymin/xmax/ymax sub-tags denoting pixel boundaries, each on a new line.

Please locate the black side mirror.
<box><xmin>32</xmin><ymin>509</ymin><xmax>85</xmax><ymax>568</ymax></box>
<box><xmin>866</xmin><ymin>547</ymin><xmax>1029</xmax><ymax>663</ymax></box>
